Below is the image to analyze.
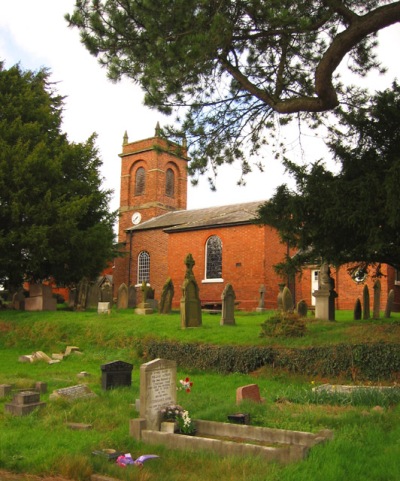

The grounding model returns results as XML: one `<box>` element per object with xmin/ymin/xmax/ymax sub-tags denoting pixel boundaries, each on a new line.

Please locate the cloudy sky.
<box><xmin>1</xmin><ymin>1</ymin><xmax>399</xmax><ymax>219</ymax></box>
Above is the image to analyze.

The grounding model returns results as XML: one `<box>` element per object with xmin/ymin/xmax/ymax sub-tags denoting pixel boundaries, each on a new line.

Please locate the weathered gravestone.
<box><xmin>373</xmin><ymin>279</ymin><xmax>381</xmax><ymax>319</ymax></box>
<box><xmin>297</xmin><ymin>299</ymin><xmax>308</xmax><ymax>317</ymax></box>
<box><xmin>101</xmin><ymin>360</ymin><xmax>133</xmax><ymax>390</ymax></box>
<box><xmin>76</xmin><ymin>277</ymin><xmax>90</xmax><ymax>310</ymax></box>
<box><xmin>221</xmin><ymin>283</ymin><xmax>236</xmax><ymax>325</ymax></box>
<box><xmin>363</xmin><ymin>284</ymin><xmax>370</xmax><ymax>320</ymax></box>
<box><xmin>0</xmin><ymin>384</ymin><xmax>12</xmax><ymax>397</ymax></box>
<box><xmin>277</xmin><ymin>283</ymin><xmax>285</xmax><ymax>310</ymax></box>
<box><xmin>135</xmin><ymin>281</ymin><xmax>154</xmax><ymax>314</ymax></box>
<box><xmin>138</xmin><ymin>358</ymin><xmax>177</xmax><ymax>431</ymax></box>
<box><xmin>282</xmin><ymin>286</ymin><xmax>294</xmax><ymax>312</ymax></box>
<box><xmin>49</xmin><ymin>384</ymin><xmax>97</xmax><ymax>401</ymax></box>
<box><xmin>159</xmin><ymin>278</ymin><xmax>174</xmax><ymax>314</ymax></box>
<box><xmin>128</xmin><ymin>285</ymin><xmax>137</xmax><ymax>308</ymax></box>
<box><xmin>313</xmin><ymin>263</ymin><xmax>338</xmax><ymax>321</ymax></box>
<box><xmin>117</xmin><ymin>283</ymin><xmax>128</xmax><ymax>309</ymax></box>
<box><xmin>180</xmin><ymin>254</ymin><xmax>202</xmax><ymax>328</ymax></box>
<box><xmin>256</xmin><ymin>284</ymin><xmax>266</xmax><ymax>312</ymax></box>
<box><xmin>12</xmin><ymin>290</ymin><xmax>25</xmax><ymax>310</ymax></box>
<box><xmin>101</xmin><ymin>284</ymin><xmax>113</xmax><ymax>304</ymax></box>
<box><xmin>98</xmin><ymin>302</ymin><xmax>110</xmax><ymax>314</ymax></box>
<box><xmin>5</xmin><ymin>391</ymin><xmax>46</xmax><ymax>416</ymax></box>
<box><xmin>87</xmin><ymin>283</ymin><xmax>101</xmax><ymax>309</ymax></box>
<box><xmin>385</xmin><ymin>289</ymin><xmax>395</xmax><ymax>318</ymax></box>
<box><xmin>25</xmin><ymin>284</ymin><xmax>56</xmax><ymax>311</ymax></box>
<box><xmin>354</xmin><ymin>298</ymin><xmax>362</xmax><ymax>320</ymax></box>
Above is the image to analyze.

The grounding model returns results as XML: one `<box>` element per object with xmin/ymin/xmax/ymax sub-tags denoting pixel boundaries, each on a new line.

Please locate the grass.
<box><xmin>1</xmin><ymin>307</ymin><xmax>400</xmax><ymax>480</ymax></box>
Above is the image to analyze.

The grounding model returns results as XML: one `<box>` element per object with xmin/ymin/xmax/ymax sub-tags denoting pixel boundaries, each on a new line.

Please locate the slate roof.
<box><xmin>125</xmin><ymin>200</ymin><xmax>266</xmax><ymax>233</ymax></box>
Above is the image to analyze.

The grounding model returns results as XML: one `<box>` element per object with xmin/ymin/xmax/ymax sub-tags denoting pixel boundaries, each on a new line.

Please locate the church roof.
<box><xmin>126</xmin><ymin>200</ymin><xmax>265</xmax><ymax>233</ymax></box>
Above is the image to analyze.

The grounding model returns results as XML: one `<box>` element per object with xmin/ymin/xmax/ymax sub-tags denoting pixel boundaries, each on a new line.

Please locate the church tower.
<box><xmin>117</xmin><ymin>124</ymin><xmax>188</xmax><ymax>242</ymax></box>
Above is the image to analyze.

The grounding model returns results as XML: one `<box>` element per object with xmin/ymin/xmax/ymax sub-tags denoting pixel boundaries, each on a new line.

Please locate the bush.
<box><xmin>260</xmin><ymin>311</ymin><xmax>307</xmax><ymax>338</ymax></box>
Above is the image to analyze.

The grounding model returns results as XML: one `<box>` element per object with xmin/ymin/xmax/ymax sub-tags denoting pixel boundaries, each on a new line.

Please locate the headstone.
<box><xmin>87</xmin><ymin>283</ymin><xmax>101</xmax><ymax>309</ymax></box>
<box><xmin>68</xmin><ymin>288</ymin><xmax>77</xmax><ymax>308</ymax></box>
<box><xmin>12</xmin><ymin>290</ymin><xmax>25</xmax><ymax>310</ymax></box>
<box><xmin>117</xmin><ymin>283</ymin><xmax>128</xmax><ymax>309</ymax></box>
<box><xmin>256</xmin><ymin>285</ymin><xmax>266</xmax><ymax>312</ymax></box>
<box><xmin>373</xmin><ymin>279</ymin><xmax>381</xmax><ymax>319</ymax></box>
<box><xmin>313</xmin><ymin>263</ymin><xmax>338</xmax><ymax>321</ymax></box>
<box><xmin>139</xmin><ymin>358</ymin><xmax>177</xmax><ymax>431</ymax></box>
<box><xmin>76</xmin><ymin>277</ymin><xmax>90</xmax><ymax>310</ymax></box>
<box><xmin>128</xmin><ymin>285</ymin><xmax>137</xmax><ymax>308</ymax></box>
<box><xmin>35</xmin><ymin>382</ymin><xmax>47</xmax><ymax>394</ymax></box>
<box><xmin>0</xmin><ymin>384</ymin><xmax>12</xmax><ymax>397</ymax></box>
<box><xmin>135</xmin><ymin>281</ymin><xmax>154</xmax><ymax>314</ymax></box>
<box><xmin>282</xmin><ymin>286</ymin><xmax>294</xmax><ymax>312</ymax></box>
<box><xmin>362</xmin><ymin>284</ymin><xmax>370</xmax><ymax>320</ymax></box>
<box><xmin>180</xmin><ymin>253</ymin><xmax>202</xmax><ymax>328</ymax></box>
<box><xmin>101</xmin><ymin>360</ymin><xmax>133</xmax><ymax>390</ymax></box>
<box><xmin>5</xmin><ymin>391</ymin><xmax>46</xmax><ymax>415</ymax></box>
<box><xmin>159</xmin><ymin>278</ymin><xmax>174</xmax><ymax>314</ymax></box>
<box><xmin>25</xmin><ymin>284</ymin><xmax>56</xmax><ymax>311</ymax></box>
<box><xmin>101</xmin><ymin>284</ymin><xmax>113</xmax><ymax>303</ymax></box>
<box><xmin>98</xmin><ymin>302</ymin><xmax>110</xmax><ymax>314</ymax></box>
<box><xmin>221</xmin><ymin>283</ymin><xmax>236</xmax><ymax>325</ymax></box>
<box><xmin>384</xmin><ymin>289</ymin><xmax>394</xmax><ymax>318</ymax></box>
<box><xmin>236</xmin><ymin>384</ymin><xmax>264</xmax><ymax>404</ymax></box>
<box><xmin>277</xmin><ymin>283</ymin><xmax>285</xmax><ymax>310</ymax></box>
<box><xmin>354</xmin><ymin>298</ymin><xmax>362</xmax><ymax>320</ymax></box>
<box><xmin>297</xmin><ymin>299</ymin><xmax>308</xmax><ymax>317</ymax></box>
<box><xmin>50</xmin><ymin>384</ymin><xmax>97</xmax><ymax>401</ymax></box>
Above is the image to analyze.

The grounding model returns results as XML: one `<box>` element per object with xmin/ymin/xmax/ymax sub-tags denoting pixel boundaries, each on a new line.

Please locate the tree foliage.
<box><xmin>0</xmin><ymin>62</ymin><xmax>117</xmax><ymax>290</ymax></box>
<box><xmin>257</xmin><ymin>82</ymin><xmax>400</xmax><ymax>276</ymax></box>
<box><xmin>66</xmin><ymin>0</ymin><xmax>400</xmax><ymax>181</ymax></box>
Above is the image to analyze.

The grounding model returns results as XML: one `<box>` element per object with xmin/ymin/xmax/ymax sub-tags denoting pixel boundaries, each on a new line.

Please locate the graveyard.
<box><xmin>1</xmin><ymin>307</ymin><xmax>400</xmax><ymax>481</ymax></box>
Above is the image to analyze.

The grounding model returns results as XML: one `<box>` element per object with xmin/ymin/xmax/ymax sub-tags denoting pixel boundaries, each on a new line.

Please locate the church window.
<box><xmin>205</xmin><ymin>235</ymin><xmax>222</xmax><ymax>279</ymax></box>
<box><xmin>166</xmin><ymin>168</ymin><xmax>175</xmax><ymax>196</ymax></box>
<box><xmin>138</xmin><ymin>251</ymin><xmax>150</xmax><ymax>283</ymax></box>
<box><xmin>135</xmin><ymin>167</ymin><xmax>145</xmax><ymax>195</ymax></box>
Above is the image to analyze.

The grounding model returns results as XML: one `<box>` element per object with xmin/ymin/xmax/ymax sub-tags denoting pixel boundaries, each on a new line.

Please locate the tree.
<box><xmin>256</xmin><ymin>82</ymin><xmax>400</xmax><ymax>277</ymax></box>
<box><xmin>66</xmin><ymin>1</ymin><xmax>400</xmax><ymax>181</ymax></box>
<box><xmin>0</xmin><ymin>62</ymin><xmax>117</xmax><ymax>291</ymax></box>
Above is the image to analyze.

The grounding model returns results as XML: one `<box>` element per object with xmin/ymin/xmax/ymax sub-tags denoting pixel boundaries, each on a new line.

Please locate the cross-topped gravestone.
<box><xmin>180</xmin><ymin>254</ymin><xmax>202</xmax><ymax>328</ymax></box>
<box><xmin>139</xmin><ymin>358</ymin><xmax>177</xmax><ymax>430</ymax></box>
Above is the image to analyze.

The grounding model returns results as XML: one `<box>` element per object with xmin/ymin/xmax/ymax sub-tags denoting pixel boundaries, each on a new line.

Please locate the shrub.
<box><xmin>260</xmin><ymin>311</ymin><xmax>307</xmax><ymax>338</ymax></box>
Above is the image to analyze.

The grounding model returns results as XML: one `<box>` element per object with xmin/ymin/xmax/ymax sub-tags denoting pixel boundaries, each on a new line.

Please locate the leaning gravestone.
<box><xmin>362</xmin><ymin>284</ymin><xmax>370</xmax><ymax>320</ymax></box>
<box><xmin>373</xmin><ymin>279</ymin><xmax>381</xmax><ymax>319</ymax></box>
<box><xmin>117</xmin><ymin>283</ymin><xmax>128</xmax><ymax>309</ymax></box>
<box><xmin>139</xmin><ymin>358</ymin><xmax>177</xmax><ymax>431</ymax></box>
<box><xmin>180</xmin><ymin>253</ymin><xmax>202</xmax><ymax>328</ymax></box>
<box><xmin>221</xmin><ymin>283</ymin><xmax>236</xmax><ymax>325</ymax></box>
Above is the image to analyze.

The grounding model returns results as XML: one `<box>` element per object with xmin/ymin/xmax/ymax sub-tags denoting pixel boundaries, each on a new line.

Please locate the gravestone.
<box><xmin>77</xmin><ymin>277</ymin><xmax>89</xmax><ymax>310</ymax></box>
<box><xmin>313</xmin><ymin>263</ymin><xmax>338</xmax><ymax>321</ymax></box>
<box><xmin>98</xmin><ymin>301</ymin><xmax>110</xmax><ymax>314</ymax></box>
<box><xmin>117</xmin><ymin>283</ymin><xmax>128</xmax><ymax>309</ymax></box>
<box><xmin>373</xmin><ymin>279</ymin><xmax>381</xmax><ymax>319</ymax></box>
<box><xmin>256</xmin><ymin>285</ymin><xmax>266</xmax><ymax>312</ymax></box>
<box><xmin>354</xmin><ymin>298</ymin><xmax>362</xmax><ymax>320</ymax></box>
<box><xmin>68</xmin><ymin>288</ymin><xmax>77</xmax><ymax>308</ymax></box>
<box><xmin>139</xmin><ymin>358</ymin><xmax>177</xmax><ymax>431</ymax></box>
<box><xmin>0</xmin><ymin>384</ymin><xmax>12</xmax><ymax>397</ymax></box>
<box><xmin>12</xmin><ymin>290</ymin><xmax>25</xmax><ymax>310</ymax></box>
<box><xmin>128</xmin><ymin>285</ymin><xmax>137</xmax><ymax>308</ymax></box>
<box><xmin>277</xmin><ymin>283</ymin><xmax>285</xmax><ymax>310</ymax></box>
<box><xmin>297</xmin><ymin>299</ymin><xmax>308</xmax><ymax>317</ymax></box>
<box><xmin>180</xmin><ymin>253</ymin><xmax>202</xmax><ymax>328</ymax></box>
<box><xmin>221</xmin><ymin>283</ymin><xmax>236</xmax><ymax>325</ymax></box>
<box><xmin>87</xmin><ymin>283</ymin><xmax>101</xmax><ymax>309</ymax></box>
<box><xmin>236</xmin><ymin>384</ymin><xmax>264</xmax><ymax>404</ymax></box>
<box><xmin>384</xmin><ymin>289</ymin><xmax>394</xmax><ymax>318</ymax></box>
<box><xmin>49</xmin><ymin>384</ymin><xmax>97</xmax><ymax>401</ymax></box>
<box><xmin>5</xmin><ymin>391</ymin><xmax>46</xmax><ymax>415</ymax></box>
<box><xmin>363</xmin><ymin>284</ymin><xmax>370</xmax><ymax>320</ymax></box>
<box><xmin>282</xmin><ymin>286</ymin><xmax>294</xmax><ymax>312</ymax></box>
<box><xmin>101</xmin><ymin>360</ymin><xmax>133</xmax><ymax>390</ymax></box>
<box><xmin>135</xmin><ymin>281</ymin><xmax>154</xmax><ymax>314</ymax></box>
<box><xmin>25</xmin><ymin>284</ymin><xmax>56</xmax><ymax>311</ymax></box>
<box><xmin>101</xmin><ymin>284</ymin><xmax>113</xmax><ymax>303</ymax></box>
<box><xmin>159</xmin><ymin>278</ymin><xmax>174</xmax><ymax>314</ymax></box>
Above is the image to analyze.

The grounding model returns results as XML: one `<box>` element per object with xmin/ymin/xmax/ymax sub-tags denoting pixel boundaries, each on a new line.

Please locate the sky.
<box><xmin>1</xmin><ymin>1</ymin><xmax>400</xmax><ymax>221</ymax></box>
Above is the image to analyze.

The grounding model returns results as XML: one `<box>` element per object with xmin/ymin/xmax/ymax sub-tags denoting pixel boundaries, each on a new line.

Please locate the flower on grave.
<box><xmin>177</xmin><ymin>409</ymin><xmax>196</xmax><ymax>435</ymax></box>
<box><xmin>179</xmin><ymin>377</ymin><xmax>193</xmax><ymax>393</ymax></box>
<box><xmin>160</xmin><ymin>404</ymin><xmax>184</xmax><ymax>421</ymax></box>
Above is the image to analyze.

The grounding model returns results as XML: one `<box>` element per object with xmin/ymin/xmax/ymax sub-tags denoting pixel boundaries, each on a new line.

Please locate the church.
<box><xmin>113</xmin><ymin>127</ymin><xmax>400</xmax><ymax>312</ymax></box>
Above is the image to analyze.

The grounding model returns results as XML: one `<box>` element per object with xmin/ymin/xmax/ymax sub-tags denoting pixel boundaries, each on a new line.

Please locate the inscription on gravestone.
<box><xmin>49</xmin><ymin>384</ymin><xmax>97</xmax><ymax>401</ymax></box>
<box><xmin>140</xmin><ymin>358</ymin><xmax>177</xmax><ymax>430</ymax></box>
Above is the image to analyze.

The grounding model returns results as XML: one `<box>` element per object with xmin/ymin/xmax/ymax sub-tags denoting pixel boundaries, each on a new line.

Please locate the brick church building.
<box><xmin>113</xmin><ymin>127</ymin><xmax>400</xmax><ymax>312</ymax></box>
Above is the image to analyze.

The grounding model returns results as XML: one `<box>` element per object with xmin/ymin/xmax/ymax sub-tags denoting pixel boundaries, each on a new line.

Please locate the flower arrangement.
<box><xmin>176</xmin><ymin>409</ymin><xmax>196</xmax><ymax>435</ymax></box>
<box><xmin>160</xmin><ymin>404</ymin><xmax>184</xmax><ymax>422</ymax></box>
<box><xmin>179</xmin><ymin>377</ymin><xmax>193</xmax><ymax>393</ymax></box>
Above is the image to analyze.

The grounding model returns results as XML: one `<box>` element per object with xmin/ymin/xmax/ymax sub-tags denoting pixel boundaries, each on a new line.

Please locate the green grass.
<box><xmin>1</xmin><ymin>308</ymin><xmax>400</xmax><ymax>480</ymax></box>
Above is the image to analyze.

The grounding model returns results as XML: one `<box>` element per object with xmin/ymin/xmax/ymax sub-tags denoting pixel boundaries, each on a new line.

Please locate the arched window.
<box><xmin>137</xmin><ymin>251</ymin><xmax>150</xmax><ymax>284</ymax></box>
<box><xmin>165</xmin><ymin>168</ymin><xmax>175</xmax><ymax>197</ymax></box>
<box><xmin>135</xmin><ymin>167</ymin><xmax>146</xmax><ymax>195</ymax></box>
<box><xmin>205</xmin><ymin>235</ymin><xmax>222</xmax><ymax>279</ymax></box>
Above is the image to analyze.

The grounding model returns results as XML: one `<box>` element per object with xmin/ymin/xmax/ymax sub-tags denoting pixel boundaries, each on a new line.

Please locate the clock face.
<box><xmin>131</xmin><ymin>212</ymin><xmax>142</xmax><ymax>225</ymax></box>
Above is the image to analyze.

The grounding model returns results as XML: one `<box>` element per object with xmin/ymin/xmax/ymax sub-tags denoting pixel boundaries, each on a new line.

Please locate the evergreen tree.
<box><xmin>0</xmin><ymin>62</ymin><xmax>117</xmax><ymax>291</ymax></box>
<box><xmin>257</xmin><ymin>82</ymin><xmax>400</xmax><ymax>276</ymax></box>
<box><xmin>66</xmin><ymin>1</ymin><xmax>400</xmax><ymax>181</ymax></box>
